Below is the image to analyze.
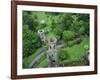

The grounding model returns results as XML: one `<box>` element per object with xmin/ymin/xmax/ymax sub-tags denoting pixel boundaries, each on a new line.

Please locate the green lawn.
<box><xmin>59</xmin><ymin>36</ymin><xmax>89</xmax><ymax>66</ymax></box>
<box><xmin>23</xmin><ymin>48</ymin><xmax>43</xmax><ymax>68</ymax></box>
<box><xmin>68</xmin><ymin>37</ymin><xmax>89</xmax><ymax>60</ymax></box>
<box><xmin>37</xmin><ymin>58</ymin><xmax>48</xmax><ymax>68</ymax></box>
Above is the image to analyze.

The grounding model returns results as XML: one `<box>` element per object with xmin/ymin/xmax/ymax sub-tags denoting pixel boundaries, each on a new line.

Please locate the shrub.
<box><xmin>58</xmin><ymin>48</ymin><xmax>69</xmax><ymax>61</ymax></box>
<box><xmin>63</xmin><ymin>31</ymin><xmax>75</xmax><ymax>41</ymax></box>
<box><xmin>67</xmin><ymin>40</ymin><xmax>75</xmax><ymax>47</ymax></box>
<box><xmin>84</xmin><ymin>45</ymin><xmax>89</xmax><ymax>50</ymax></box>
<box><xmin>79</xmin><ymin>27</ymin><xmax>85</xmax><ymax>34</ymax></box>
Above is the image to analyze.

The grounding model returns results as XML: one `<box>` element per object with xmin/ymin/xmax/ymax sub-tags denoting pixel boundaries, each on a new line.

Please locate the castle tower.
<box><xmin>47</xmin><ymin>37</ymin><xmax>58</xmax><ymax>67</ymax></box>
<box><xmin>38</xmin><ymin>29</ymin><xmax>46</xmax><ymax>44</ymax></box>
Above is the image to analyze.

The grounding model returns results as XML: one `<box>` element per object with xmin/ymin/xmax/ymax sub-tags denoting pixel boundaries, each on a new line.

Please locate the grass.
<box><xmin>60</xmin><ymin>36</ymin><xmax>89</xmax><ymax>65</ymax></box>
<box><xmin>33</xmin><ymin>53</ymin><xmax>47</xmax><ymax>67</ymax></box>
<box><xmin>23</xmin><ymin>48</ymin><xmax>43</xmax><ymax>68</ymax></box>
<box><xmin>37</xmin><ymin>58</ymin><xmax>48</xmax><ymax>67</ymax></box>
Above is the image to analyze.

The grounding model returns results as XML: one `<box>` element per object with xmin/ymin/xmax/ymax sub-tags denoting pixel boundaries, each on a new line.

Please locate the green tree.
<box><xmin>23</xmin><ymin>25</ymin><xmax>41</xmax><ymax>58</ymax></box>
<box><xmin>23</xmin><ymin>11</ymin><xmax>38</xmax><ymax>31</ymax></box>
<box><xmin>61</xmin><ymin>14</ymin><xmax>73</xmax><ymax>30</ymax></box>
